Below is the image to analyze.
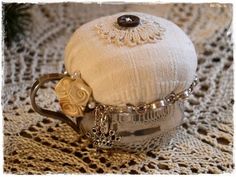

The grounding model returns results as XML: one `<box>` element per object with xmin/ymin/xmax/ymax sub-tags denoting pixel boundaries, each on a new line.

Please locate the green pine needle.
<box><xmin>3</xmin><ymin>3</ymin><xmax>32</xmax><ymax>46</ymax></box>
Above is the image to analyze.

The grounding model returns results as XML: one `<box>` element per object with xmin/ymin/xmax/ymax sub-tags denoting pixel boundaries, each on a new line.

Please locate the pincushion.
<box><xmin>64</xmin><ymin>12</ymin><xmax>197</xmax><ymax>106</ymax></box>
<box><xmin>31</xmin><ymin>12</ymin><xmax>198</xmax><ymax>152</ymax></box>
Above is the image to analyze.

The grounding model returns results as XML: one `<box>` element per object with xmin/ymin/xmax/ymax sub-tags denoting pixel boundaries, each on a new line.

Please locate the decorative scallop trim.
<box><xmin>95</xmin><ymin>15</ymin><xmax>165</xmax><ymax>47</ymax></box>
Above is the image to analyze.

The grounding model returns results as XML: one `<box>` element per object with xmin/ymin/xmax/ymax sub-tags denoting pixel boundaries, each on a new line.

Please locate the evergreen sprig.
<box><xmin>3</xmin><ymin>3</ymin><xmax>32</xmax><ymax>46</ymax></box>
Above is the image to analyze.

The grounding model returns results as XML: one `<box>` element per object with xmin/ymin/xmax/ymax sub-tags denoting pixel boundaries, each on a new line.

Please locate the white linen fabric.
<box><xmin>64</xmin><ymin>12</ymin><xmax>197</xmax><ymax>106</ymax></box>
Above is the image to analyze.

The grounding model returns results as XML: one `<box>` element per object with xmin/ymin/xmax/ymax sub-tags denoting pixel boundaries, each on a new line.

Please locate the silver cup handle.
<box><xmin>30</xmin><ymin>73</ymin><xmax>82</xmax><ymax>134</ymax></box>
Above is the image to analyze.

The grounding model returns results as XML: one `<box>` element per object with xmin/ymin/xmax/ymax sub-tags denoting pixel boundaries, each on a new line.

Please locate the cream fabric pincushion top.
<box><xmin>64</xmin><ymin>12</ymin><xmax>197</xmax><ymax>106</ymax></box>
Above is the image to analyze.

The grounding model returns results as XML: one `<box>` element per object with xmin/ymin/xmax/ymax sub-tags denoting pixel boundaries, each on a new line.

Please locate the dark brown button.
<box><xmin>117</xmin><ymin>15</ymin><xmax>140</xmax><ymax>27</ymax></box>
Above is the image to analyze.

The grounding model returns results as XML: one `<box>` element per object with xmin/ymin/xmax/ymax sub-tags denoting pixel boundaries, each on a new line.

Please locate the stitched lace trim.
<box><xmin>94</xmin><ymin>16</ymin><xmax>165</xmax><ymax>47</ymax></box>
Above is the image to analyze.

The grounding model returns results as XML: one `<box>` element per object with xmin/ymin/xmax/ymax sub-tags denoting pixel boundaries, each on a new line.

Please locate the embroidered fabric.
<box><xmin>95</xmin><ymin>12</ymin><xmax>165</xmax><ymax>46</ymax></box>
<box><xmin>3</xmin><ymin>3</ymin><xmax>233</xmax><ymax>174</ymax></box>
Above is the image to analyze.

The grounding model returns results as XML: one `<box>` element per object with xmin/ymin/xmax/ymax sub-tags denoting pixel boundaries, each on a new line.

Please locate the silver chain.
<box><xmin>99</xmin><ymin>76</ymin><xmax>198</xmax><ymax>115</ymax></box>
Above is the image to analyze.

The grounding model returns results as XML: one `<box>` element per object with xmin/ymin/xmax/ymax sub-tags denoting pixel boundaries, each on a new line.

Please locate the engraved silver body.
<box><xmin>81</xmin><ymin>76</ymin><xmax>197</xmax><ymax>152</ymax></box>
<box><xmin>81</xmin><ymin>102</ymin><xmax>184</xmax><ymax>152</ymax></box>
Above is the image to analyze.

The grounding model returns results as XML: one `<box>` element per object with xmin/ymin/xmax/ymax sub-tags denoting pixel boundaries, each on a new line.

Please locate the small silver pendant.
<box><xmin>87</xmin><ymin>105</ymin><xmax>121</xmax><ymax>149</ymax></box>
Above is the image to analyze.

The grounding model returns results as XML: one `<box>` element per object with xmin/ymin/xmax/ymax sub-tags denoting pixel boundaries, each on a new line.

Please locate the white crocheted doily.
<box><xmin>3</xmin><ymin>3</ymin><xmax>233</xmax><ymax>174</ymax></box>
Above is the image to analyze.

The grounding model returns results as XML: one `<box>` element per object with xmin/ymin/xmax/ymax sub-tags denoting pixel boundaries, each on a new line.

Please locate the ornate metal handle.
<box><xmin>30</xmin><ymin>73</ymin><xmax>81</xmax><ymax>134</ymax></box>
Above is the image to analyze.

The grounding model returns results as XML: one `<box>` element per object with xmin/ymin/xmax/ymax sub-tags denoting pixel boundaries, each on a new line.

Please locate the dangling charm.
<box><xmin>87</xmin><ymin>105</ymin><xmax>121</xmax><ymax>149</ymax></box>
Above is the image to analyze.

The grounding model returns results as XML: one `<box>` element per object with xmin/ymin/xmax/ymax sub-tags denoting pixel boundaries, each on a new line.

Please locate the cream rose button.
<box><xmin>55</xmin><ymin>75</ymin><xmax>92</xmax><ymax>117</ymax></box>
